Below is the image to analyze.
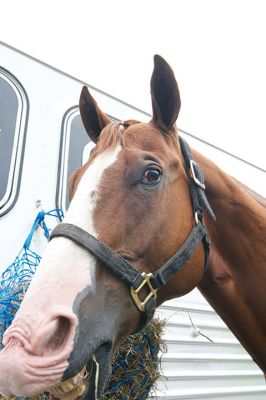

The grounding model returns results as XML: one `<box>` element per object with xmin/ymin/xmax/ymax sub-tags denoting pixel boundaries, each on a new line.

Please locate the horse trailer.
<box><xmin>0</xmin><ymin>41</ymin><xmax>265</xmax><ymax>400</ymax></box>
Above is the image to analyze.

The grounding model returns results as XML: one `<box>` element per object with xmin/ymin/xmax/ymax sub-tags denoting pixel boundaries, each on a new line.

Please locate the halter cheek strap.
<box><xmin>50</xmin><ymin>137</ymin><xmax>215</xmax><ymax>332</ymax></box>
<box><xmin>179</xmin><ymin>137</ymin><xmax>216</xmax><ymax>221</ymax></box>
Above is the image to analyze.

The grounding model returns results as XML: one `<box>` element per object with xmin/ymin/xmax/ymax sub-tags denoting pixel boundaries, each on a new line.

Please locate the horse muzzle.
<box><xmin>50</xmin><ymin>341</ymin><xmax>114</xmax><ymax>400</ymax></box>
<box><xmin>0</xmin><ymin>282</ymin><xmax>128</xmax><ymax>400</ymax></box>
<box><xmin>59</xmin><ymin>285</ymin><xmax>123</xmax><ymax>399</ymax></box>
<box><xmin>54</xmin><ymin>280</ymin><xmax>135</xmax><ymax>400</ymax></box>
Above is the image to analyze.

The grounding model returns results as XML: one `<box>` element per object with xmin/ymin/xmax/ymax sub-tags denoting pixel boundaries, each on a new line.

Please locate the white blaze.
<box><xmin>0</xmin><ymin>144</ymin><xmax>122</xmax><ymax>400</ymax></box>
<box><xmin>13</xmin><ymin>145</ymin><xmax>122</xmax><ymax>319</ymax></box>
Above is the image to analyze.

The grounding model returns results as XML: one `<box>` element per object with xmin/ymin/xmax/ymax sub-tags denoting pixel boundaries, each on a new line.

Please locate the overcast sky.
<box><xmin>1</xmin><ymin>0</ymin><xmax>266</xmax><ymax>171</ymax></box>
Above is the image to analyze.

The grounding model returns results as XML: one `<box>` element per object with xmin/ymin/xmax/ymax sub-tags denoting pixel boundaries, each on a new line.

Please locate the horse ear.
<box><xmin>150</xmin><ymin>55</ymin><xmax>181</xmax><ymax>133</ymax></box>
<box><xmin>79</xmin><ymin>86</ymin><xmax>111</xmax><ymax>143</ymax></box>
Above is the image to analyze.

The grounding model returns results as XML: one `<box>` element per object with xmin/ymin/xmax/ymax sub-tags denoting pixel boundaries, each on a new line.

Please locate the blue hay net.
<box><xmin>0</xmin><ymin>209</ymin><xmax>162</xmax><ymax>400</ymax></box>
<box><xmin>104</xmin><ymin>328</ymin><xmax>162</xmax><ymax>400</ymax></box>
<box><xmin>0</xmin><ymin>209</ymin><xmax>63</xmax><ymax>347</ymax></box>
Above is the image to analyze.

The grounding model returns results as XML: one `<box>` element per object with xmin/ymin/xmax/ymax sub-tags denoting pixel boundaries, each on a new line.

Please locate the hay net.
<box><xmin>0</xmin><ymin>209</ymin><xmax>63</xmax><ymax>347</ymax></box>
<box><xmin>0</xmin><ymin>209</ymin><xmax>166</xmax><ymax>400</ymax></box>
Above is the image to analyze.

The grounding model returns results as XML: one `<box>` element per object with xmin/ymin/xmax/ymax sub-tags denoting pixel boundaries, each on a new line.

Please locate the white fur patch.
<box><xmin>65</xmin><ymin>145</ymin><xmax>121</xmax><ymax>233</ymax></box>
<box><xmin>16</xmin><ymin>145</ymin><xmax>122</xmax><ymax>318</ymax></box>
<box><xmin>1</xmin><ymin>145</ymin><xmax>122</xmax><ymax>398</ymax></box>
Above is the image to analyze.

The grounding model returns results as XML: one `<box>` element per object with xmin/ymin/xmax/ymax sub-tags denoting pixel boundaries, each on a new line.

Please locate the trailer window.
<box><xmin>56</xmin><ymin>107</ymin><xmax>91</xmax><ymax>211</ymax></box>
<box><xmin>0</xmin><ymin>69</ymin><xmax>28</xmax><ymax>217</ymax></box>
<box><xmin>57</xmin><ymin>106</ymin><xmax>118</xmax><ymax>211</ymax></box>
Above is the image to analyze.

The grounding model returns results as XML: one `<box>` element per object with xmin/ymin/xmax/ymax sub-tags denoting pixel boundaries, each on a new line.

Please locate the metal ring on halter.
<box><xmin>195</xmin><ymin>211</ymin><xmax>200</xmax><ymax>225</ymax></box>
<box><xmin>190</xmin><ymin>160</ymin><xmax>206</xmax><ymax>190</ymax></box>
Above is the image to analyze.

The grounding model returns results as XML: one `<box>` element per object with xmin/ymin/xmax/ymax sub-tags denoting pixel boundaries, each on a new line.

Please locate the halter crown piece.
<box><xmin>50</xmin><ymin>137</ymin><xmax>215</xmax><ymax>332</ymax></box>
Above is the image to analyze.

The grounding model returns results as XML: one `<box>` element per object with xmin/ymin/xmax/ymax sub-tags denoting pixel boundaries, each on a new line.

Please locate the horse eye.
<box><xmin>141</xmin><ymin>168</ymin><xmax>161</xmax><ymax>184</ymax></box>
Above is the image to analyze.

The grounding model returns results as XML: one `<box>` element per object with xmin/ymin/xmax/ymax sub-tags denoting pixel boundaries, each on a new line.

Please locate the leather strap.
<box><xmin>50</xmin><ymin>136</ymin><xmax>215</xmax><ymax>332</ymax></box>
<box><xmin>50</xmin><ymin>220</ymin><xmax>210</xmax><ymax>331</ymax></box>
<box><xmin>179</xmin><ymin>137</ymin><xmax>216</xmax><ymax>221</ymax></box>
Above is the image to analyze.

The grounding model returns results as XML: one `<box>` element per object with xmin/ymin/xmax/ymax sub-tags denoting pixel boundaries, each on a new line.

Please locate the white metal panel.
<box><xmin>154</xmin><ymin>295</ymin><xmax>265</xmax><ymax>399</ymax></box>
<box><xmin>0</xmin><ymin>42</ymin><xmax>148</xmax><ymax>272</ymax></box>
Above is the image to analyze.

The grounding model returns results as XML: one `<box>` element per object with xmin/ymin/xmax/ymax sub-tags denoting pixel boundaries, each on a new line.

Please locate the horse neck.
<box><xmin>194</xmin><ymin>150</ymin><xmax>266</xmax><ymax>373</ymax></box>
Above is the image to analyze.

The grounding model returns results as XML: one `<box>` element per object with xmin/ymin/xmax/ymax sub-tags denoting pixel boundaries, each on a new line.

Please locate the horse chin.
<box><xmin>84</xmin><ymin>342</ymin><xmax>113</xmax><ymax>399</ymax></box>
<box><xmin>51</xmin><ymin>342</ymin><xmax>112</xmax><ymax>400</ymax></box>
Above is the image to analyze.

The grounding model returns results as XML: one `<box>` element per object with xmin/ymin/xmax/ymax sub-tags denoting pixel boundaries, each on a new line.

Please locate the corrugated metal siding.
<box><xmin>152</xmin><ymin>289</ymin><xmax>265</xmax><ymax>399</ymax></box>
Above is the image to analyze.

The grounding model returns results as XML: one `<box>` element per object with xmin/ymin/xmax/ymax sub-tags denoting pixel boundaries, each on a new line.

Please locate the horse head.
<box><xmin>0</xmin><ymin>56</ymin><xmax>211</xmax><ymax>399</ymax></box>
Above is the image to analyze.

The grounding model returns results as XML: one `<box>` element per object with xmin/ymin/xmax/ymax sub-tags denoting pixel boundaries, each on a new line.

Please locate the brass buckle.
<box><xmin>130</xmin><ymin>273</ymin><xmax>157</xmax><ymax>312</ymax></box>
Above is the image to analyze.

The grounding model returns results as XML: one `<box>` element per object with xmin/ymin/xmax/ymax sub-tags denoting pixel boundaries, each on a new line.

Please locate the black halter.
<box><xmin>50</xmin><ymin>137</ymin><xmax>215</xmax><ymax>332</ymax></box>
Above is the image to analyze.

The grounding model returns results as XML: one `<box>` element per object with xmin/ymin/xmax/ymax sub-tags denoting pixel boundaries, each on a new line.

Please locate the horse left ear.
<box><xmin>150</xmin><ymin>55</ymin><xmax>181</xmax><ymax>133</ymax></box>
<box><xmin>79</xmin><ymin>86</ymin><xmax>111</xmax><ymax>143</ymax></box>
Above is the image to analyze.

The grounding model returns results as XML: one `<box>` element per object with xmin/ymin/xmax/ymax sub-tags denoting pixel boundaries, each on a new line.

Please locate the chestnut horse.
<box><xmin>0</xmin><ymin>55</ymin><xmax>265</xmax><ymax>399</ymax></box>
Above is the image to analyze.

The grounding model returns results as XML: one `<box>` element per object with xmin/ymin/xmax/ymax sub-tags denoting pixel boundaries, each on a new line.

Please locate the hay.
<box><xmin>0</xmin><ymin>209</ymin><xmax>166</xmax><ymax>399</ymax></box>
<box><xmin>0</xmin><ymin>319</ymin><xmax>166</xmax><ymax>400</ymax></box>
<box><xmin>100</xmin><ymin>319</ymin><xmax>166</xmax><ymax>400</ymax></box>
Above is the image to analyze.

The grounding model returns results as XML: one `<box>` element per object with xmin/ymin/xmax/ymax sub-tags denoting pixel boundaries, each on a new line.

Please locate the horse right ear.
<box><xmin>150</xmin><ymin>55</ymin><xmax>181</xmax><ymax>134</ymax></box>
<box><xmin>79</xmin><ymin>86</ymin><xmax>111</xmax><ymax>143</ymax></box>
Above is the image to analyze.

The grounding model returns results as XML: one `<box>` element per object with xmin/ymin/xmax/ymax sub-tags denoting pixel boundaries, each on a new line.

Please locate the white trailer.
<box><xmin>0</xmin><ymin>41</ymin><xmax>265</xmax><ymax>399</ymax></box>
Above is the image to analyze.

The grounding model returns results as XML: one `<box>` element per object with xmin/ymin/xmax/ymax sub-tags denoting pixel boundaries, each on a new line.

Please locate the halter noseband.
<box><xmin>50</xmin><ymin>137</ymin><xmax>215</xmax><ymax>332</ymax></box>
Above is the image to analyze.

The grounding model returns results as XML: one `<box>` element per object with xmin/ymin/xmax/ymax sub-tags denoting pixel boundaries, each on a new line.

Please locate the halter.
<box><xmin>50</xmin><ymin>137</ymin><xmax>215</xmax><ymax>332</ymax></box>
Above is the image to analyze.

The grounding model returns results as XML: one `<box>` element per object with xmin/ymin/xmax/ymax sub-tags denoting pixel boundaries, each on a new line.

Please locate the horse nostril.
<box><xmin>44</xmin><ymin>316</ymin><xmax>72</xmax><ymax>353</ymax></box>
